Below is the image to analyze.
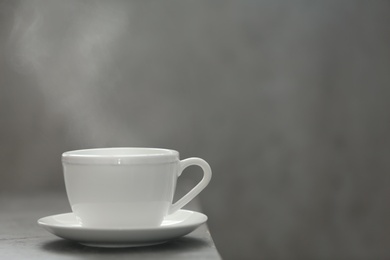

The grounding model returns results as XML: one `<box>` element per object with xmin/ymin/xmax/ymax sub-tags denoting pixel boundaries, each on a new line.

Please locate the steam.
<box><xmin>7</xmin><ymin>0</ymin><xmax>137</xmax><ymax>146</ymax></box>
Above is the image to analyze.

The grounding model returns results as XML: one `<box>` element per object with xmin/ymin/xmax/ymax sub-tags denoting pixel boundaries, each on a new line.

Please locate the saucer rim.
<box><xmin>37</xmin><ymin>209</ymin><xmax>207</xmax><ymax>231</ymax></box>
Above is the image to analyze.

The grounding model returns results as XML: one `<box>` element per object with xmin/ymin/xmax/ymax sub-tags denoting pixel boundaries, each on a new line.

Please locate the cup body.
<box><xmin>62</xmin><ymin>148</ymin><xmax>180</xmax><ymax>228</ymax></box>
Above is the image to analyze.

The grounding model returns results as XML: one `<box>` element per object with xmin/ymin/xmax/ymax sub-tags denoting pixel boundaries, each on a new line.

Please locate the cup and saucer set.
<box><xmin>38</xmin><ymin>148</ymin><xmax>212</xmax><ymax>247</ymax></box>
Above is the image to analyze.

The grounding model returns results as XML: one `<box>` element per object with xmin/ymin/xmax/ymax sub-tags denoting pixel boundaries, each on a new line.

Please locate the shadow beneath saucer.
<box><xmin>41</xmin><ymin>237</ymin><xmax>209</xmax><ymax>257</ymax></box>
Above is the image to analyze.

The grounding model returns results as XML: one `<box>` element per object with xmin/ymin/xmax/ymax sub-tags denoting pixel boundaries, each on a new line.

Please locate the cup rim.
<box><xmin>62</xmin><ymin>147</ymin><xmax>179</xmax><ymax>165</ymax></box>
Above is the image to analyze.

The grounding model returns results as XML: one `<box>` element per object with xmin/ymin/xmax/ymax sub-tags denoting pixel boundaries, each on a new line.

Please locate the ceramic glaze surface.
<box><xmin>64</xmin><ymin>163</ymin><xmax>177</xmax><ymax>227</ymax></box>
<box><xmin>62</xmin><ymin>148</ymin><xmax>211</xmax><ymax>228</ymax></box>
<box><xmin>37</xmin><ymin>210</ymin><xmax>208</xmax><ymax>247</ymax></box>
<box><xmin>62</xmin><ymin>147</ymin><xmax>179</xmax><ymax>164</ymax></box>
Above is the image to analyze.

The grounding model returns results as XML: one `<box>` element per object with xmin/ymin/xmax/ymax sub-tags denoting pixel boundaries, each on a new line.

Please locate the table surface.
<box><xmin>0</xmin><ymin>192</ymin><xmax>221</xmax><ymax>260</ymax></box>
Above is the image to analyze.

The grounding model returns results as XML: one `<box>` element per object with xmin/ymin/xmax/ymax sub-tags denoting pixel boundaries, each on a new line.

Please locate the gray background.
<box><xmin>1</xmin><ymin>1</ymin><xmax>390</xmax><ymax>259</ymax></box>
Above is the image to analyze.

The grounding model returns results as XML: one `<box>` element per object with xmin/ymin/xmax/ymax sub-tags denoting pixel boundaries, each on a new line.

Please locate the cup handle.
<box><xmin>169</xmin><ymin>157</ymin><xmax>212</xmax><ymax>214</ymax></box>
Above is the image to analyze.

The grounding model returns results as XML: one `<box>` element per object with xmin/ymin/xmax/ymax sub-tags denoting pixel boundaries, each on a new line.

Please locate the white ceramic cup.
<box><xmin>62</xmin><ymin>147</ymin><xmax>212</xmax><ymax>228</ymax></box>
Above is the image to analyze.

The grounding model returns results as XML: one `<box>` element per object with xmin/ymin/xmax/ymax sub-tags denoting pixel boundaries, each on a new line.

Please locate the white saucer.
<box><xmin>38</xmin><ymin>210</ymin><xmax>207</xmax><ymax>248</ymax></box>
